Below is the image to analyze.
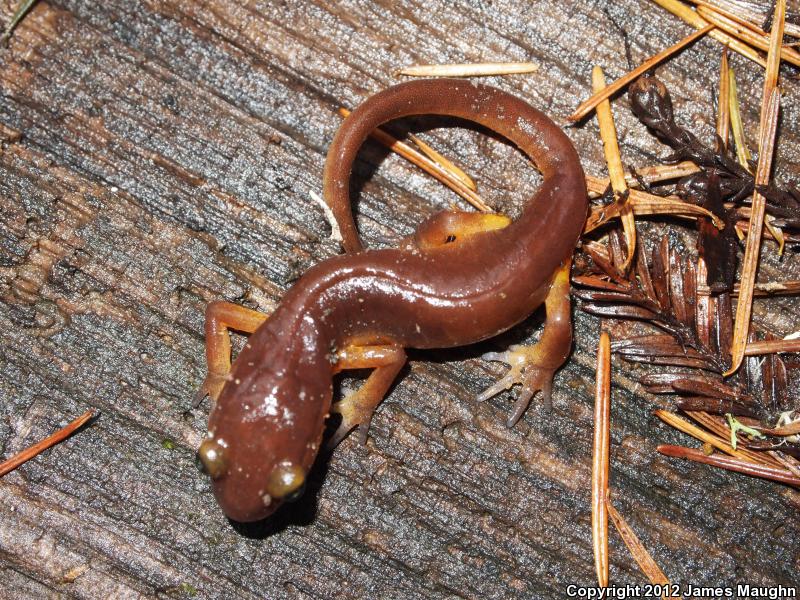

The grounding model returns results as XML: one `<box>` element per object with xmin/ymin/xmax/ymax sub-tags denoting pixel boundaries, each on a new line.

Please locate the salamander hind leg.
<box><xmin>196</xmin><ymin>301</ymin><xmax>269</xmax><ymax>404</ymax></box>
<box><xmin>327</xmin><ymin>344</ymin><xmax>407</xmax><ymax>449</ymax></box>
<box><xmin>413</xmin><ymin>211</ymin><xmax>511</xmax><ymax>249</ymax></box>
<box><xmin>477</xmin><ymin>260</ymin><xmax>573</xmax><ymax>427</ymax></box>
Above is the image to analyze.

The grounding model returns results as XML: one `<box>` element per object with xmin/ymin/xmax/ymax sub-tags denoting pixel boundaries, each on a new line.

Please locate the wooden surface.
<box><xmin>1</xmin><ymin>1</ymin><xmax>798</xmax><ymax>598</ymax></box>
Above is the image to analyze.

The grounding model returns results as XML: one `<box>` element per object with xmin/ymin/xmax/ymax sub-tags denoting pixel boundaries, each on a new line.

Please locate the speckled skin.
<box><xmin>206</xmin><ymin>79</ymin><xmax>587</xmax><ymax>522</ymax></box>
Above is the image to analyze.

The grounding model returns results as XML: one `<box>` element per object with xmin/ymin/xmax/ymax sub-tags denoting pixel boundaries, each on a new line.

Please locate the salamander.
<box><xmin>196</xmin><ymin>79</ymin><xmax>587</xmax><ymax>522</ymax></box>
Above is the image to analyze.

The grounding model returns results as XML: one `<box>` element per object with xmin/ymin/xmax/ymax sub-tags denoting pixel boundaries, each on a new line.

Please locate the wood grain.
<box><xmin>1</xmin><ymin>1</ymin><xmax>798</xmax><ymax>598</ymax></box>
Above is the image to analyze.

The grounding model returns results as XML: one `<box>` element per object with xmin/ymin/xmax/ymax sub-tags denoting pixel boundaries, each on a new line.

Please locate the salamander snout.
<box><xmin>198</xmin><ymin>348</ymin><xmax>331</xmax><ymax>522</ymax></box>
<box><xmin>196</xmin><ymin>435</ymin><xmax>309</xmax><ymax>522</ymax></box>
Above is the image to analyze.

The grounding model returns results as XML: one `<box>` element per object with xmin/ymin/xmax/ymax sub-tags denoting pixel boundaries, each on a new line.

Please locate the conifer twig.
<box><xmin>584</xmin><ymin>176</ymin><xmax>723</xmax><ymax>231</ymax></box>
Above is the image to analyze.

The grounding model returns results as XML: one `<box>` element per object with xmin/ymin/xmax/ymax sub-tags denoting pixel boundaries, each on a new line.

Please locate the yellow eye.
<box><xmin>197</xmin><ymin>439</ymin><xmax>227</xmax><ymax>479</ymax></box>
<box><xmin>265</xmin><ymin>462</ymin><xmax>306</xmax><ymax>500</ymax></box>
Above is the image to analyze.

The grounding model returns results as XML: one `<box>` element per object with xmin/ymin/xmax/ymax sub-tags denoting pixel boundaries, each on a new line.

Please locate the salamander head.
<box><xmin>197</xmin><ymin>359</ymin><xmax>331</xmax><ymax>522</ymax></box>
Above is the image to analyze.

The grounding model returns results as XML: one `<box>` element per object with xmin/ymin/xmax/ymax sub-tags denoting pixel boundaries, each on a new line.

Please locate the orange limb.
<box><xmin>413</xmin><ymin>211</ymin><xmax>511</xmax><ymax>249</ymax></box>
<box><xmin>478</xmin><ymin>259</ymin><xmax>573</xmax><ymax>426</ymax></box>
<box><xmin>196</xmin><ymin>301</ymin><xmax>269</xmax><ymax>403</ymax></box>
<box><xmin>327</xmin><ymin>344</ymin><xmax>407</xmax><ymax>448</ymax></box>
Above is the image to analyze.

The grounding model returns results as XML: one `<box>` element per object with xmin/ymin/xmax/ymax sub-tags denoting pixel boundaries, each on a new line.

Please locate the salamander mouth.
<box><xmin>212</xmin><ymin>479</ymin><xmax>280</xmax><ymax>522</ymax></box>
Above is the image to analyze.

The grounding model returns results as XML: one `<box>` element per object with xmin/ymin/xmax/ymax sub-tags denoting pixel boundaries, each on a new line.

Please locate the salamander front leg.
<box><xmin>478</xmin><ymin>260</ymin><xmax>573</xmax><ymax>426</ymax></box>
<box><xmin>196</xmin><ymin>301</ymin><xmax>269</xmax><ymax>403</ymax></box>
<box><xmin>327</xmin><ymin>344</ymin><xmax>407</xmax><ymax>449</ymax></box>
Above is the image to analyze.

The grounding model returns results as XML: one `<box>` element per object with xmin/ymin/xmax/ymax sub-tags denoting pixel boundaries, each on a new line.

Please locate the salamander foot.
<box><xmin>194</xmin><ymin>373</ymin><xmax>229</xmax><ymax>406</ymax></box>
<box><xmin>477</xmin><ymin>346</ymin><xmax>557</xmax><ymax>426</ymax></box>
<box><xmin>325</xmin><ymin>344</ymin><xmax>407</xmax><ymax>450</ymax></box>
<box><xmin>197</xmin><ymin>301</ymin><xmax>269</xmax><ymax>406</ymax></box>
<box><xmin>476</xmin><ymin>260</ymin><xmax>573</xmax><ymax>427</ymax></box>
<box><xmin>327</xmin><ymin>389</ymin><xmax>378</xmax><ymax>450</ymax></box>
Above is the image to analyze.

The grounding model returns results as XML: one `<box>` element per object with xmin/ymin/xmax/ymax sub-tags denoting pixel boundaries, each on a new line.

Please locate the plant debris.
<box><xmin>337</xmin><ymin>107</ymin><xmax>491</xmax><ymax>211</ymax></box>
<box><xmin>650</xmin><ymin>0</ymin><xmax>767</xmax><ymax>66</ymax></box>
<box><xmin>397</xmin><ymin>62</ymin><xmax>539</xmax><ymax>78</ymax></box>
<box><xmin>0</xmin><ymin>409</ymin><xmax>97</xmax><ymax>477</ymax></box>
<box><xmin>569</xmin><ymin>24</ymin><xmax>713</xmax><ymax>123</ymax></box>
<box><xmin>372</xmin><ymin>4</ymin><xmax>800</xmax><ymax>494</ymax></box>
<box><xmin>1</xmin><ymin>0</ymin><xmax>37</xmax><ymax>46</ymax></box>
<box><xmin>574</xmin><ymin>230</ymin><xmax>800</xmax><ymax>483</ymax></box>
<box><xmin>592</xmin><ymin>332</ymin><xmax>611</xmax><ymax>587</ymax></box>
<box><xmin>593</xmin><ymin>66</ymin><xmax>636</xmax><ymax>269</ymax></box>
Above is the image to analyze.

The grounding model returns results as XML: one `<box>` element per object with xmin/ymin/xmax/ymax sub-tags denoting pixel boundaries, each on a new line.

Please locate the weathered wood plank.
<box><xmin>1</xmin><ymin>0</ymin><xmax>798</xmax><ymax>598</ymax></box>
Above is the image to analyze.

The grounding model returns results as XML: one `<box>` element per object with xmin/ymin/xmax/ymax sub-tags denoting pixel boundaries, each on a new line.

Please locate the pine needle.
<box><xmin>658</xmin><ymin>444</ymin><xmax>800</xmax><ymax>487</ymax></box>
<box><xmin>338</xmin><ymin>107</ymin><xmax>491</xmax><ymax>212</ymax></box>
<box><xmin>593</xmin><ymin>67</ymin><xmax>635</xmax><ymax>269</ymax></box>
<box><xmin>727</xmin><ymin>66</ymin><xmax>752</xmax><ymax>168</ymax></box>
<box><xmin>649</xmin><ymin>0</ymin><xmax>767</xmax><ymax>67</ymax></box>
<box><xmin>0</xmin><ymin>409</ymin><xmax>97</xmax><ymax>477</ymax></box>
<box><xmin>397</xmin><ymin>62</ymin><xmax>539</xmax><ymax>78</ymax></box>
<box><xmin>592</xmin><ymin>332</ymin><xmax>612</xmax><ymax>588</ymax></box>
<box><xmin>716</xmin><ymin>47</ymin><xmax>730</xmax><ymax>147</ymax></box>
<box><xmin>696</xmin><ymin>4</ymin><xmax>800</xmax><ymax>68</ymax></box>
<box><xmin>586</xmin><ymin>162</ymin><xmax>700</xmax><ymax>193</ymax></box>
<box><xmin>654</xmin><ymin>409</ymin><xmax>764</xmax><ymax>464</ymax></box>
<box><xmin>569</xmin><ymin>25</ymin><xmax>713</xmax><ymax>122</ymax></box>
<box><xmin>1</xmin><ymin>0</ymin><xmax>38</xmax><ymax>46</ymax></box>
<box><xmin>698</xmin><ymin>278</ymin><xmax>800</xmax><ymax>297</ymax></box>
<box><xmin>726</xmin><ymin>0</ymin><xmax>784</xmax><ymax>375</ymax></box>
<box><xmin>407</xmin><ymin>134</ymin><xmax>477</xmax><ymax>191</ymax></box>
<box><xmin>685</xmin><ymin>411</ymin><xmax>783</xmax><ymax>468</ymax></box>
<box><xmin>743</xmin><ymin>338</ymin><xmax>800</xmax><ymax>355</ymax></box>
<box><xmin>629</xmin><ymin>162</ymin><xmax>700</xmax><ymax>183</ymax></box>
<box><xmin>606</xmin><ymin>501</ymin><xmax>676</xmax><ymax>596</ymax></box>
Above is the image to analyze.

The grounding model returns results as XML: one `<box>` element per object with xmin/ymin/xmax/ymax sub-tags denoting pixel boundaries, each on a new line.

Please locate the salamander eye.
<box><xmin>197</xmin><ymin>439</ymin><xmax>227</xmax><ymax>479</ymax></box>
<box><xmin>265</xmin><ymin>461</ymin><xmax>306</xmax><ymax>501</ymax></box>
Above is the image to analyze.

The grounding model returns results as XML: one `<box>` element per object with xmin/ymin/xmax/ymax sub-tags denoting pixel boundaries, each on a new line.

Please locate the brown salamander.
<box><xmin>196</xmin><ymin>79</ymin><xmax>587</xmax><ymax>522</ymax></box>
